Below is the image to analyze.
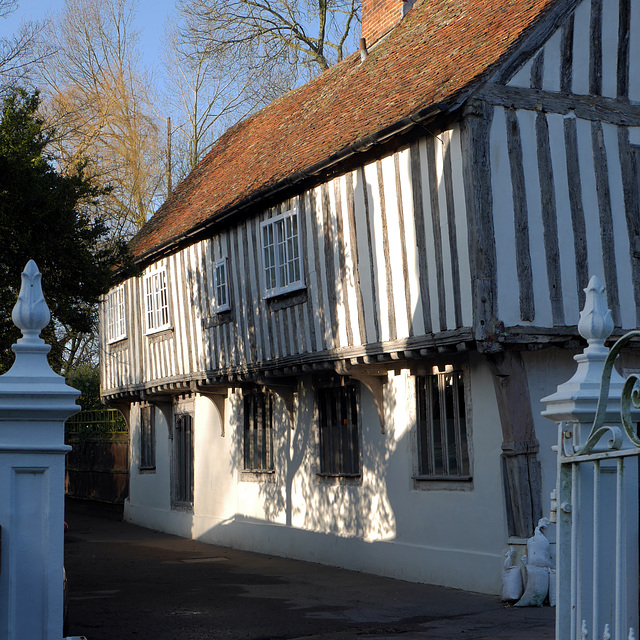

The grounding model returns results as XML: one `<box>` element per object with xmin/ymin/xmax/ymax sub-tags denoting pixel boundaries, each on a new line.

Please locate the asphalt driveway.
<box><xmin>63</xmin><ymin>505</ymin><xmax>554</xmax><ymax>639</ymax></box>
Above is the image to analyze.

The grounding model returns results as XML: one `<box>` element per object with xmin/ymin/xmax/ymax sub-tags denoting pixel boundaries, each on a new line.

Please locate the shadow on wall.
<box><xmin>212</xmin><ymin>380</ymin><xmax>400</xmax><ymax>546</ymax></box>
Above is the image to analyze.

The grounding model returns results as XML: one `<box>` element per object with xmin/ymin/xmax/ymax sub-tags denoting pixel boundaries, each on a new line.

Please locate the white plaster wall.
<box><xmin>125</xmin><ymin>354</ymin><xmax>515</xmax><ymax>594</ymax></box>
<box><xmin>127</xmin><ymin>403</ymin><xmax>171</xmax><ymax>510</ymax></box>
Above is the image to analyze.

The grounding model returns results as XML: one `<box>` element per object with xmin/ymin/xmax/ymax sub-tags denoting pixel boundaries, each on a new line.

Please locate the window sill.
<box><xmin>107</xmin><ymin>336</ymin><xmax>128</xmax><ymax>346</ymax></box>
<box><xmin>205</xmin><ymin>309</ymin><xmax>233</xmax><ymax>328</ymax></box>
<box><xmin>146</xmin><ymin>327</ymin><xmax>174</xmax><ymax>342</ymax></box>
<box><xmin>139</xmin><ymin>467</ymin><xmax>156</xmax><ymax>474</ymax></box>
<box><xmin>265</xmin><ymin>287</ymin><xmax>307</xmax><ymax>310</ymax></box>
<box><xmin>412</xmin><ymin>475</ymin><xmax>472</xmax><ymax>482</ymax></box>
<box><xmin>241</xmin><ymin>469</ymin><xmax>275</xmax><ymax>483</ymax></box>
<box><xmin>171</xmin><ymin>501</ymin><xmax>193</xmax><ymax>512</ymax></box>
<box><xmin>412</xmin><ymin>475</ymin><xmax>473</xmax><ymax>491</ymax></box>
<box><xmin>316</xmin><ymin>473</ymin><xmax>362</xmax><ymax>486</ymax></box>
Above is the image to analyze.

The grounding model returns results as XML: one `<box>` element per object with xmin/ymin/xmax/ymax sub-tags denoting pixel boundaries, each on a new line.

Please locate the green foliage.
<box><xmin>0</xmin><ymin>88</ymin><xmax>130</xmax><ymax>373</ymax></box>
<box><xmin>66</xmin><ymin>363</ymin><xmax>102</xmax><ymax>410</ymax></box>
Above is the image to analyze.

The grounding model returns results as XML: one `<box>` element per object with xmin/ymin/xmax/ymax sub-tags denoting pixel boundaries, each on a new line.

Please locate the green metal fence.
<box><xmin>65</xmin><ymin>408</ymin><xmax>127</xmax><ymax>436</ymax></box>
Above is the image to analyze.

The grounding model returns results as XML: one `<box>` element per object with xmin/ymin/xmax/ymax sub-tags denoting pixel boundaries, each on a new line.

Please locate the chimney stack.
<box><xmin>361</xmin><ymin>0</ymin><xmax>415</xmax><ymax>45</ymax></box>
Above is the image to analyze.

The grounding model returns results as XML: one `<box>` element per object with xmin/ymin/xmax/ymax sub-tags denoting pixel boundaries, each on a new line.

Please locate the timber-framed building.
<box><xmin>100</xmin><ymin>0</ymin><xmax>640</xmax><ymax>593</ymax></box>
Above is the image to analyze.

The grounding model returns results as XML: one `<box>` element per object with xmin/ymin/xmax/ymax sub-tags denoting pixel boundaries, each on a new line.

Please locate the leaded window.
<box><xmin>261</xmin><ymin>209</ymin><xmax>303</xmax><ymax>297</ymax></box>
<box><xmin>143</xmin><ymin>267</ymin><xmax>170</xmax><ymax>334</ymax></box>
<box><xmin>106</xmin><ymin>284</ymin><xmax>126</xmax><ymax>343</ymax></box>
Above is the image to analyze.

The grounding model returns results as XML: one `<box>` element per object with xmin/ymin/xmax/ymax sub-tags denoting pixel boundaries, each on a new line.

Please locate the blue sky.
<box><xmin>0</xmin><ymin>0</ymin><xmax>175</xmax><ymax>74</ymax></box>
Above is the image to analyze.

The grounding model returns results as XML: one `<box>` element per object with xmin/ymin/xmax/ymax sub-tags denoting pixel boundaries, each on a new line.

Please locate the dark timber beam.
<box><xmin>487</xmin><ymin>350</ymin><xmax>543</xmax><ymax>539</ymax></box>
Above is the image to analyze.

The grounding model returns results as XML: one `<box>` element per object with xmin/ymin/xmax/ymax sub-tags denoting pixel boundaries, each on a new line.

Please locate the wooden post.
<box><xmin>0</xmin><ymin>261</ymin><xmax>80</xmax><ymax>639</ymax></box>
<box><xmin>488</xmin><ymin>349</ymin><xmax>543</xmax><ymax>538</ymax></box>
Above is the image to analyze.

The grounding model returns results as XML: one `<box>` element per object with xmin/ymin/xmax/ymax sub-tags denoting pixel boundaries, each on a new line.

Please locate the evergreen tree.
<box><xmin>0</xmin><ymin>88</ymin><xmax>129</xmax><ymax>373</ymax></box>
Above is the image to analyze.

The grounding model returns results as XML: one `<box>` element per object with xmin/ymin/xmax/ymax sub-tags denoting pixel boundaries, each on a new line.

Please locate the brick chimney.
<box><xmin>361</xmin><ymin>0</ymin><xmax>415</xmax><ymax>45</ymax></box>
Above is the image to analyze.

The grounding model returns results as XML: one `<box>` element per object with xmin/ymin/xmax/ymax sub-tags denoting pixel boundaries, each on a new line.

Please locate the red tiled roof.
<box><xmin>131</xmin><ymin>0</ymin><xmax>564</xmax><ymax>261</ymax></box>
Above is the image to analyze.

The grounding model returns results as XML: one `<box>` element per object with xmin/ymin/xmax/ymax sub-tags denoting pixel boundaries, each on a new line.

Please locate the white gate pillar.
<box><xmin>0</xmin><ymin>261</ymin><xmax>80</xmax><ymax>639</ymax></box>
<box><xmin>542</xmin><ymin>276</ymin><xmax>639</xmax><ymax>640</ymax></box>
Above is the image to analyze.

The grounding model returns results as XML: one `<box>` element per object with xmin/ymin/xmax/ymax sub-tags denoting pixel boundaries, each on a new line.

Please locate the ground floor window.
<box><xmin>243</xmin><ymin>389</ymin><xmax>274</xmax><ymax>471</ymax></box>
<box><xmin>140</xmin><ymin>405</ymin><xmax>155</xmax><ymax>471</ymax></box>
<box><xmin>174</xmin><ymin>413</ymin><xmax>194</xmax><ymax>504</ymax></box>
<box><xmin>416</xmin><ymin>368</ymin><xmax>470</xmax><ymax>479</ymax></box>
<box><xmin>317</xmin><ymin>385</ymin><xmax>360</xmax><ymax>477</ymax></box>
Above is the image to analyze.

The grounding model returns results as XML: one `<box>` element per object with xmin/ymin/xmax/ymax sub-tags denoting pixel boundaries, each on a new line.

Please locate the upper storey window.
<box><xmin>106</xmin><ymin>284</ymin><xmax>127</xmax><ymax>343</ymax></box>
<box><xmin>144</xmin><ymin>267</ymin><xmax>170</xmax><ymax>334</ymax></box>
<box><xmin>213</xmin><ymin>257</ymin><xmax>230</xmax><ymax>312</ymax></box>
<box><xmin>260</xmin><ymin>208</ymin><xmax>304</xmax><ymax>297</ymax></box>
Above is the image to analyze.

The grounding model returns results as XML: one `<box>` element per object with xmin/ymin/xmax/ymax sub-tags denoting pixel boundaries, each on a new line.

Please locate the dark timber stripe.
<box><xmin>425</xmin><ymin>137</ymin><xmax>447</xmax><ymax>331</ymax></box>
<box><xmin>333</xmin><ymin>180</ymin><xmax>353</xmax><ymax>345</ymax></box>
<box><xmin>270</xmin><ymin>207</ymin><xmax>284</xmax><ymax>358</ymax></box>
<box><xmin>362</xmin><ymin>166</ymin><xmax>381</xmax><ymax>342</ymax></box>
<box><xmin>617</xmin><ymin>132</ymin><xmax>640</xmax><ymax>325</ymax></box>
<box><xmin>530</xmin><ymin>51</ymin><xmax>544</xmax><ymax>90</ymax></box>
<box><xmin>226</xmin><ymin>233</ymin><xmax>242</xmax><ymax>363</ymax></box>
<box><xmin>194</xmin><ymin>245</ymin><xmax>208</xmax><ymax>371</ymax></box>
<box><xmin>230</xmin><ymin>230</ymin><xmax>248</xmax><ymax>360</ymax></box>
<box><xmin>249</xmin><ymin>219</ymin><xmax>267</xmax><ymax>361</ymax></box>
<box><xmin>560</xmin><ymin>15</ymin><xmax>574</xmax><ymax>93</ymax></box>
<box><xmin>410</xmin><ymin>142</ymin><xmax>433</xmax><ymax>333</ymax></box>
<box><xmin>295</xmin><ymin>304</ymin><xmax>305</xmax><ymax>353</ymax></box>
<box><xmin>591</xmin><ymin>121</ymin><xmax>620</xmax><ymax>325</ymax></box>
<box><xmin>536</xmin><ymin>114</ymin><xmax>564</xmax><ymax>325</ymax></box>
<box><xmin>589</xmin><ymin>0</ymin><xmax>603</xmax><ymax>95</ymax></box>
<box><xmin>394</xmin><ymin>154</ymin><xmax>414</xmax><ymax>337</ymax></box>
<box><xmin>345</xmin><ymin>172</ymin><xmax>368</xmax><ymax>344</ymax></box>
<box><xmin>442</xmin><ymin>135</ymin><xmax>463</xmax><ymax>328</ymax></box>
<box><xmin>299</xmin><ymin>194</ymin><xmax>318</xmax><ymax>352</ymax></box>
<box><xmin>460</xmin><ymin>104</ymin><xmax>497</xmax><ymax>340</ymax></box>
<box><xmin>505</xmin><ymin>109</ymin><xmax>535</xmax><ymax>322</ymax></box>
<box><xmin>179</xmin><ymin>252</ymin><xmax>195</xmax><ymax>373</ymax></box>
<box><xmin>321</xmin><ymin>184</ymin><xmax>339</xmax><ymax>348</ymax></box>
<box><xmin>617</xmin><ymin>0</ymin><xmax>630</xmax><ymax>99</ymax></box>
<box><xmin>258</xmin><ymin>215</ymin><xmax>275</xmax><ymax>359</ymax></box>
<box><xmin>310</xmin><ymin>189</ymin><xmax>329</xmax><ymax>350</ymax></box>
<box><xmin>208</xmin><ymin>241</ymin><xmax>220</xmax><ymax>367</ymax></box>
<box><xmin>285</xmin><ymin>306</ymin><xmax>296</xmax><ymax>355</ymax></box>
<box><xmin>241</xmin><ymin>224</ymin><xmax>258</xmax><ymax>361</ymax></box>
<box><xmin>247</xmin><ymin>220</ymin><xmax>264</xmax><ymax>361</ymax></box>
<box><xmin>377</xmin><ymin>160</ymin><xmax>397</xmax><ymax>340</ymax></box>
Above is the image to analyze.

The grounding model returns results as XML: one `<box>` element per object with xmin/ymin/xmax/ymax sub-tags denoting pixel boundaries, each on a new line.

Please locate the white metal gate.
<box><xmin>551</xmin><ymin>330</ymin><xmax>640</xmax><ymax>640</ymax></box>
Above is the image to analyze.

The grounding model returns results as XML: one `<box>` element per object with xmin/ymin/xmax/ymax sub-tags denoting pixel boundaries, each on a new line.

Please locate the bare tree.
<box><xmin>35</xmin><ymin>0</ymin><xmax>164</xmax><ymax>236</ymax></box>
<box><xmin>0</xmin><ymin>0</ymin><xmax>48</xmax><ymax>89</ymax></box>
<box><xmin>161</xmin><ymin>8</ymin><xmax>267</xmax><ymax>184</ymax></box>
<box><xmin>177</xmin><ymin>0</ymin><xmax>360</xmax><ymax>94</ymax></box>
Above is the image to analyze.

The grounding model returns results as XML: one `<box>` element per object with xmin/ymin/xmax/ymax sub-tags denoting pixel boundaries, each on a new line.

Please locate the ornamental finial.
<box><xmin>578</xmin><ymin>276</ymin><xmax>613</xmax><ymax>351</ymax></box>
<box><xmin>11</xmin><ymin>260</ymin><xmax>51</xmax><ymax>344</ymax></box>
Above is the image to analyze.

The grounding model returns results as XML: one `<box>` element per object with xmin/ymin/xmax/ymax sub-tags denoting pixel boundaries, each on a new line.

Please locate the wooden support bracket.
<box><xmin>334</xmin><ymin>361</ymin><xmax>386</xmax><ymax>434</ymax></box>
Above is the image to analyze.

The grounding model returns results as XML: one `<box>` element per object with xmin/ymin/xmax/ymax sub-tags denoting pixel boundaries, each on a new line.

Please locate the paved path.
<box><xmin>64</xmin><ymin>508</ymin><xmax>554</xmax><ymax>640</ymax></box>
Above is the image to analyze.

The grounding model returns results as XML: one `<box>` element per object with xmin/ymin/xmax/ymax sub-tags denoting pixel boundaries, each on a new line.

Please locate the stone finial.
<box><xmin>11</xmin><ymin>260</ymin><xmax>50</xmax><ymax>345</ymax></box>
<box><xmin>578</xmin><ymin>276</ymin><xmax>613</xmax><ymax>353</ymax></box>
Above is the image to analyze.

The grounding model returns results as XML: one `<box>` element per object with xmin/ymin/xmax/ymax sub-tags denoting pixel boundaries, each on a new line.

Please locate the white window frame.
<box><xmin>260</xmin><ymin>208</ymin><xmax>304</xmax><ymax>298</ymax></box>
<box><xmin>106</xmin><ymin>284</ymin><xmax>127</xmax><ymax>344</ymax></box>
<box><xmin>143</xmin><ymin>267</ymin><xmax>171</xmax><ymax>334</ymax></box>
<box><xmin>213</xmin><ymin>257</ymin><xmax>230</xmax><ymax>312</ymax></box>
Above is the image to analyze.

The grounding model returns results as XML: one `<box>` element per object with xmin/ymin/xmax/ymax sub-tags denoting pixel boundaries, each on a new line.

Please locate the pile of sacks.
<box><xmin>501</xmin><ymin>517</ymin><xmax>556</xmax><ymax>607</ymax></box>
